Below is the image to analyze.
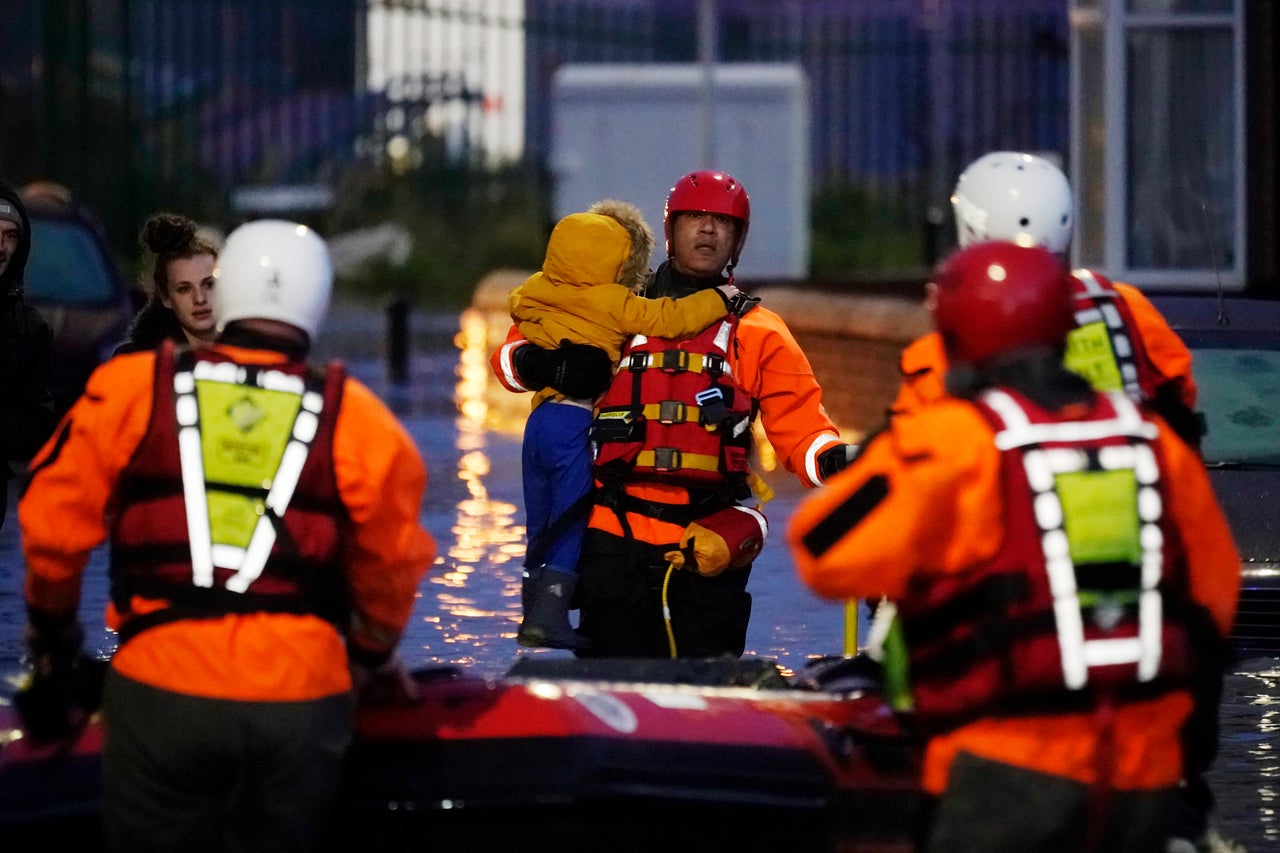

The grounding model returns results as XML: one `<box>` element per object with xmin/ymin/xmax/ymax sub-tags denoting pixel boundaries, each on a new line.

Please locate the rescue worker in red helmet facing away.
<box><xmin>492</xmin><ymin>169</ymin><xmax>854</xmax><ymax>658</ymax></box>
<box><xmin>897</xmin><ymin>151</ymin><xmax>1230</xmax><ymax>852</ymax></box>
<box><xmin>787</xmin><ymin>241</ymin><xmax>1239</xmax><ymax>853</ymax></box>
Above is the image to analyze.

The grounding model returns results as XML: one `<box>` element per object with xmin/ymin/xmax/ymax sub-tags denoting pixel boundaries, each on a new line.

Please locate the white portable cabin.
<box><xmin>550</xmin><ymin>63</ymin><xmax>811</xmax><ymax>281</ymax></box>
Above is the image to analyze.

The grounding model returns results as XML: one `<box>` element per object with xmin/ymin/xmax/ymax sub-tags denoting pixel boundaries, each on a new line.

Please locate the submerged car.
<box><xmin>1150</xmin><ymin>293</ymin><xmax>1280</xmax><ymax>659</ymax></box>
<box><xmin>20</xmin><ymin>184</ymin><xmax>136</xmax><ymax>417</ymax></box>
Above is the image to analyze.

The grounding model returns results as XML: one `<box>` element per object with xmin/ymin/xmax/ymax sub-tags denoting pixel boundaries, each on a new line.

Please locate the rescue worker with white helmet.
<box><xmin>492</xmin><ymin>169</ymin><xmax>855</xmax><ymax>658</ymax></box>
<box><xmin>788</xmin><ymin>240</ymin><xmax>1240</xmax><ymax>853</ymax></box>
<box><xmin>894</xmin><ymin>151</ymin><xmax>1234</xmax><ymax>852</ymax></box>
<box><xmin>19</xmin><ymin>219</ymin><xmax>436</xmax><ymax>850</ymax></box>
<box><xmin>896</xmin><ymin>151</ymin><xmax>1199</xmax><ymax>445</ymax></box>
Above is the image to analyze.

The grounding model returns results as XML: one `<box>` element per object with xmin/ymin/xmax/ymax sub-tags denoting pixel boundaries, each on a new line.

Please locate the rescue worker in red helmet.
<box><xmin>491</xmin><ymin>169</ymin><xmax>854</xmax><ymax>658</ymax></box>
<box><xmin>896</xmin><ymin>151</ymin><xmax>1227</xmax><ymax>851</ymax></box>
<box><xmin>787</xmin><ymin>241</ymin><xmax>1240</xmax><ymax>853</ymax></box>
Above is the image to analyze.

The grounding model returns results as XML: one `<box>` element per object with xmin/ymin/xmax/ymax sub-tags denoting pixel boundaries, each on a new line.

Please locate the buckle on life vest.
<box><xmin>652</xmin><ymin>447</ymin><xmax>682</xmax><ymax>471</ymax></box>
<box><xmin>657</xmin><ymin>400</ymin><xmax>686</xmax><ymax>424</ymax></box>
<box><xmin>695</xmin><ymin>386</ymin><xmax>731</xmax><ymax>426</ymax></box>
<box><xmin>657</xmin><ymin>350</ymin><xmax>690</xmax><ymax>373</ymax></box>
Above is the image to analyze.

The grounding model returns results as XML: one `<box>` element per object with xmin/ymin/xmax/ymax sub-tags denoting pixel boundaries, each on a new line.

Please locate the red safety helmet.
<box><xmin>932</xmin><ymin>241</ymin><xmax>1074</xmax><ymax>368</ymax></box>
<box><xmin>663</xmin><ymin>170</ymin><xmax>751</xmax><ymax>269</ymax></box>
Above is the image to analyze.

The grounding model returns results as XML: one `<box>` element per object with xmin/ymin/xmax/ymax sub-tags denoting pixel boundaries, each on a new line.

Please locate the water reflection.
<box><xmin>415</xmin><ymin>309</ymin><xmax>528</xmax><ymax>661</ymax></box>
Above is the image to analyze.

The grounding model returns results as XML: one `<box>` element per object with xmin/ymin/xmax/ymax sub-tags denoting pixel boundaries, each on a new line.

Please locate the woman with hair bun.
<box><xmin>114</xmin><ymin>212</ymin><xmax>220</xmax><ymax>355</ymax></box>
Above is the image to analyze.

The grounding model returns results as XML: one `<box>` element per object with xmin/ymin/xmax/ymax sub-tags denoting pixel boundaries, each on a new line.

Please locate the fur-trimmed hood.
<box><xmin>586</xmin><ymin>198</ymin><xmax>654</xmax><ymax>291</ymax></box>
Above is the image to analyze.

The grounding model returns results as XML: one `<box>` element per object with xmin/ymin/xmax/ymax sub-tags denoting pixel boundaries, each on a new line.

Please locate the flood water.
<box><xmin>1</xmin><ymin>305</ymin><xmax>1276</xmax><ymax>850</ymax></box>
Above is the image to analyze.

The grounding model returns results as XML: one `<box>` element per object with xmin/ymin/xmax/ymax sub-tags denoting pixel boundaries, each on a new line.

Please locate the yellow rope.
<box><xmin>662</xmin><ymin>562</ymin><xmax>678</xmax><ymax>658</ymax></box>
<box><xmin>844</xmin><ymin>599</ymin><xmax>859</xmax><ymax>657</ymax></box>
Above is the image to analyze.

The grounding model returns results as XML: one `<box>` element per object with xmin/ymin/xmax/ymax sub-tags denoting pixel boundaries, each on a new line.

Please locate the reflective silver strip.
<box><xmin>623</xmin><ymin>325</ymin><xmax>735</xmax><ymax>378</ymax></box>
<box><xmin>1072</xmin><ymin>269</ymin><xmax>1142</xmax><ymax>400</ymax></box>
<box><xmin>731</xmin><ymin>504</ymin><xmax>768</xmax><ymax>544</ymax></box>
<box><xmin>224</xmin><ymin>386</ymin><xmax>321</xmax><ymax>593</ymax></box>
<box><xmin>712</xmin><ymin>318</ymin><xmax>733</xmax><ymax>352</ymax></box>
<box><xmin>865</xmin><ymin>598</ymin><xmax>898</xmax><ymax>663</ymax></box>
<box><xmin>983</xmin><ymin>389</ymin><xmax>1164</xmax><ymax>690</ymax></box>
<box><xmin>191</xmin><ymin>358</ymin><xmax>306</xmax><ymax>394</ymax></box>
<box><xmin>175</xmin><ymin>369</ymin><xmax>214</xmax><ymax>588</ymax></box>
<box><xmin>986</xmin><ymin>389</ymin><xmax>1157</xmax><ymax>450</ymax></box>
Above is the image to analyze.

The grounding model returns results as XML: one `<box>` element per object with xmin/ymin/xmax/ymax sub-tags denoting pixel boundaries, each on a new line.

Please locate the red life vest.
<box><xmin>1065</xmin><ymin>269</ymin><xmax>1160</xmax><ymax>402</ymax></box>
<box><xmin>897</xmin><ymin>388</ymin><xmax>1201</xmax><ymax>732</ymax></box>
<box><xmin>109</xmin><ymin>342</ymin><xmax>349</xmax><ymax>643</ymax></box>
<box><xmin>591</xmin><ymin>315</ymin><xmax>755</xmax><ymax>493</ymax></box>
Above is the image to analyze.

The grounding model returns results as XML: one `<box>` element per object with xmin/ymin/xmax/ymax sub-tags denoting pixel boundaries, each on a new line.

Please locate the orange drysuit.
<box><xmin>786</xmin><ymin>392</ymin><xmax>1239</xmax><ymax>796</ymax></box>
<box><xmin>892</xmin><ymin>277</ymin><xmax>1197</xmax><ymax>417</ymax></box>
<box><xmin>20</xmin><ymin>344</ymin><xmax>436</xmax><ymax>702</ymax></box>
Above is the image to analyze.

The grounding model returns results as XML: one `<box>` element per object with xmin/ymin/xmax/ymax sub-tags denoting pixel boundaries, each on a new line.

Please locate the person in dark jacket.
<box><xmin>113</xmin><ymin>212</ymin><xmax>219</xmax><ymax>356</ymax></box>
<box><xmin>0</xmin><ymin>178</ymin><xmax>57</xmax><ymax>531</ymax></box>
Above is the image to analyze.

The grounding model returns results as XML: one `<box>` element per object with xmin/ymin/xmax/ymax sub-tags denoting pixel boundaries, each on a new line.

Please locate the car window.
<box><xmin>1194</xmin><ymin>347</ymin><xmax>1280</xmax><ymax>466</ymax></box>
<box><xmin>24</xmin><ymin>218</ymin><xmax>120</xmax><ymax>305</ymax></box>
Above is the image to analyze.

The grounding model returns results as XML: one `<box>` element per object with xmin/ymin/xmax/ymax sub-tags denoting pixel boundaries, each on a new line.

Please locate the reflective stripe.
<box><xmin>498</xmin><ymin>341</ymin><xmax>528</xmax><ymax>391</ymax></box>
<box><xmin>626</xmin><ymin>350</ymin><xmax>733</xmax><ymax>377</ymax></box>
<box><xmin>1070</xmin><ymin>269</ymin><xmax>1143</xmax><ymax>400</ymax></box>
<box><xmin>983</xmin><ymin>388</ymin><xmax>1165</xmax><ymax>690</ymax></box>
<box><xmin>175</xmin><ymin>369</ymin><xmax>214</xmax><ymax>588</ymax></box>
<box><xmin>805</xmin><ymin>433</ymin><xmax>843</xmax><ymax>485</ymax></box>
<box><xmin>711</xmin><ymin>318</ymin><xmax>733</xmax><ymax>352</ymax></box>
<box><xmin>985</xmin><ymin>388</ymin><xmax>1157</xmax><ymax>449</ymax></box>
<box><xmin>733</xmin><ymin>504</ymin><xmax>768</xmax><ymax>541</ymax></box>
<box><xmin>174</xmin><ymin>361</ymin><xmax>323</xmax><ymax>595</ymax></box>
<box><xmin>226</xmin><ymin>389</ymin><xmax>321</xmax><ymax>593</ymax></box>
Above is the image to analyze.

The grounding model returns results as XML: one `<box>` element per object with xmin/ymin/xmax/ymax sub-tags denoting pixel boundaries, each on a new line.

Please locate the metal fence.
<box><xmin>0</xmin><ymin>0</ymin><xmax>1069</xmax><ymax>273</ymax></box>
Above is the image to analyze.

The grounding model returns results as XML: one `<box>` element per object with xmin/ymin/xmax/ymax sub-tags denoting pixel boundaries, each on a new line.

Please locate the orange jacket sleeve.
<box><xmin>787</xmin><ymin>400</ymin><xmax>1003</xmax><ymax>602</ymax></box>
<box><xmin>21</xmin><ymin>352</ymin><xmax>157</xmax><ymax>619</ymax></box>
<box><xmin>1116</xmin><ymin>282</ymin><xmax>1198</xmax><ymax>408</ymax></box>
<box><xmin>734</xmin><ymin>306</ymin><xmax>845</xmax><ymax>487</ymax></box>
<box><xmin>329</xmin><ymin>377</ymin><xmax>436</xmax><ymax>660</ymax></box>
<box><xmin>789</xmin><ymin>399</ymin><xmax>1240</xmax><ymax>637</ymax></box>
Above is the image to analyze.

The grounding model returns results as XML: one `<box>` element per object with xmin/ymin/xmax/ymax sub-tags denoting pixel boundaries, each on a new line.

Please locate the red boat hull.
<box><xmin>1</xmin><ymin>657</ymin><xmax>923</xmax><ymax>851</ymax></box>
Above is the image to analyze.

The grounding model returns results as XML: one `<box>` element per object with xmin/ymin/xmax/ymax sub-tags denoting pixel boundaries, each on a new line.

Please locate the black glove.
<box><xmin>817</xmin><ymin>442</ymin><xmax>860</xmax><ymax>481</ymax></box>
<box><xmin>513</xmin><ymin>340</ymin><xmax>614</xmax><ymax>399</ymax></box>
<box><xmin>15</xmin><ymin>617</ymin><xmax>106</xmax><ymax>742</ymax></box>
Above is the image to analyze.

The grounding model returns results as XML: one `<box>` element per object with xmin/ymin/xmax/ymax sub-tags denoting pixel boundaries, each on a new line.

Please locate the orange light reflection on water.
<box><xmin>422</xmin><ymin>309</ymin><xmax>528</xmax><ymax>646</ymax></box>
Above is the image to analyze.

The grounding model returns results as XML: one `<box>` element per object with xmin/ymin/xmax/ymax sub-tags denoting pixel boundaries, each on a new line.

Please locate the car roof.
<box><xmin>1147</xmin><ymin>293</ymin><xmax>1280</xmax><ymax>335</ymax></box>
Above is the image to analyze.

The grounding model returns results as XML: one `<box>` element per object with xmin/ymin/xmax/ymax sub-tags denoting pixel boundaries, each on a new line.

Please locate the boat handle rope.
<box><xmin>662</xmin><ymin>563</ymin><xmax>678</xmax><ymax>658</ymax></box>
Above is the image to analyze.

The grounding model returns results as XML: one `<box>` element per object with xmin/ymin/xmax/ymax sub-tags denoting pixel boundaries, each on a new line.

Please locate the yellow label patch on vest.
<box><xmin>1055</xmin><ymin>468</ymin><xmax>1141</xmax><ymax>565</ymax></box>
<box><xmin>1063</xmin><ymin>321</ymin><xmax>1123</xmax><ymax>393</ymax></box>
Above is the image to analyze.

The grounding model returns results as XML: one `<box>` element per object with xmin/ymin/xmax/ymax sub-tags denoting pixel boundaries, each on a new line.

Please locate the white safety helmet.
<box><xmin>214</xmin><ymin>219</ymin><xmax>332</xmax><ymax>341</ymax></box>
<box><xmin>951</xmin><ymin>151</ymin><xmax>1074</xmax><ymax>255</ymax></box>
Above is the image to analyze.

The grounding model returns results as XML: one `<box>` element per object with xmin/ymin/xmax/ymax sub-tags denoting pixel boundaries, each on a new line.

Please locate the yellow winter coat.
<box><xmin>509</xmin><ymin>208</ymin><xmax>728</xmax><ymax>408</ymax></box>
